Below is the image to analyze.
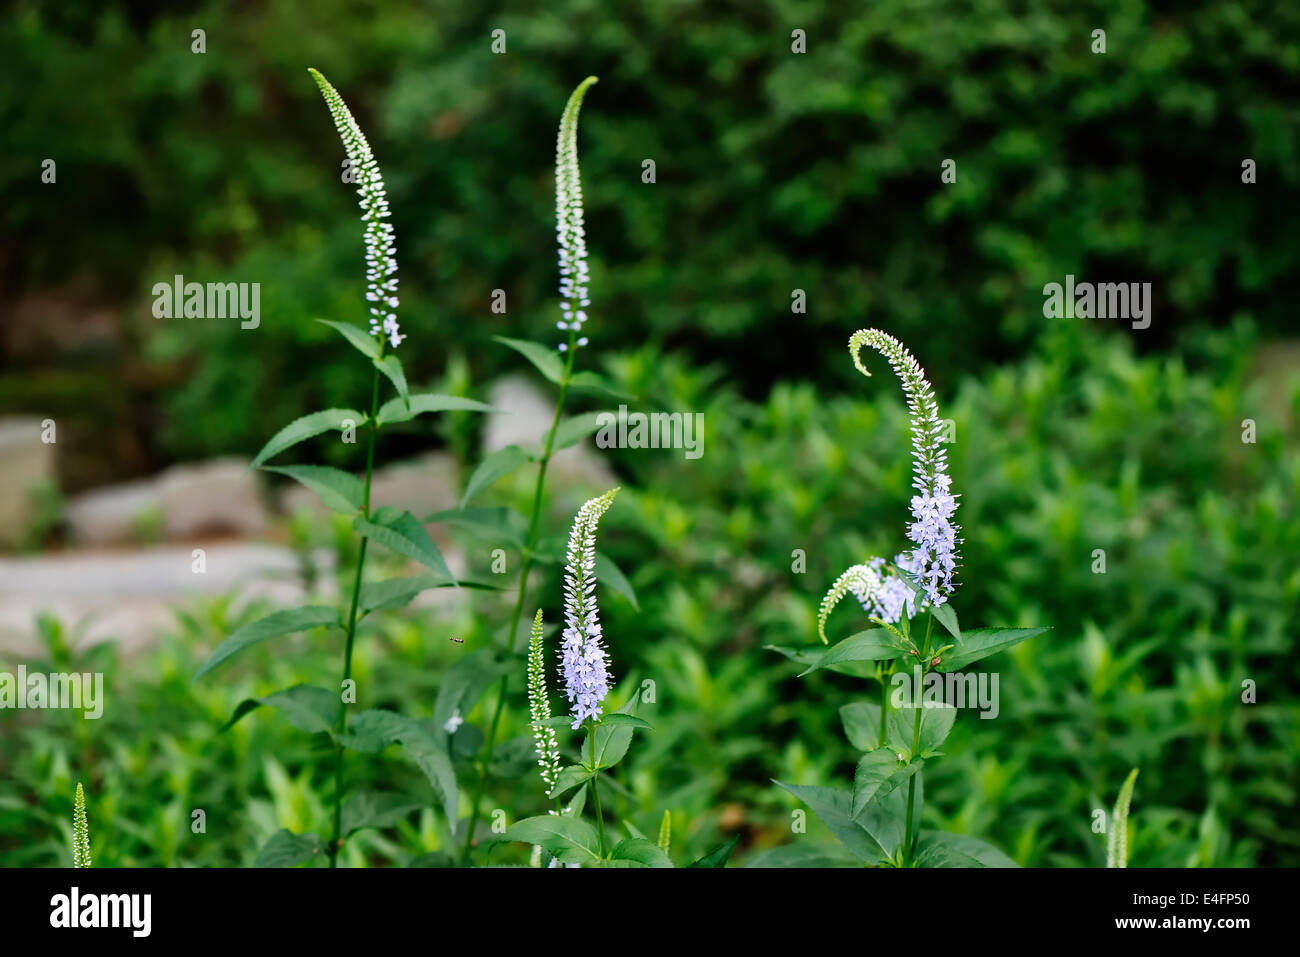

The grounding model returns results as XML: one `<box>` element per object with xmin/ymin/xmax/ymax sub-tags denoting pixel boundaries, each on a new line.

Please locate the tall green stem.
<box><xmin>460</xmin><ymin>331</ymin><xmax>577</xmax><ymax>864</ymax></box>
<box><xmin>588</xmin><ymin>722</ymin><xmax>605</xmax><ymax>857</ymax></box>
<box><xmin>901</xmin><ymin>613</ymin><xmax>934</xmax><ymax>867</ymax></box>
<box><xmin>327</xmin><ymin>366</ymin><xmax>381</xmax><ymax>868</ymax></box>
<box><xmin>878</xmin><ymin>664</ymin><xmax>891</xmax><ymax>748</ymax></box>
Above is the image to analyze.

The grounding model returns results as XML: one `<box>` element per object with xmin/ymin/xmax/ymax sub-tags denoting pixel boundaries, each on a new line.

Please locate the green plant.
<box><xmin>1107</xmin><ymin>768</ymin><xmax>1140</xmax><ymax>868</ymax></box>
<box><xmin>190</xmin><ymin>68</ymin><xmax>497</xmax><ymax>867</ymax></box>
<box><xmin>772</xmin><ymin>330</ymin><xmax>1048</xmax><ymax>867</ymax></box>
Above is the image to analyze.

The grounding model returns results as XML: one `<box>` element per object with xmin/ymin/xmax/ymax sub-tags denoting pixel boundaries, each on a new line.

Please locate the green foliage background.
<box><xmin>1</xmin><ymin>1</ymin><xmax>1297</xmax><ymax>867</ymax></box>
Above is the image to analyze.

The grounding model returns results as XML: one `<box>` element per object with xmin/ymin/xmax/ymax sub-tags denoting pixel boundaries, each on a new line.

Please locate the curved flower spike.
<box><xmin>554</xmin><ymin>77</ymin><xmax>598</xmax><ymax>351</ymax></box>
<box><xmin>560</xmin><ymin>487</ymin><xmax>619</xmax><ymax>728</ymax></box>
<box><xmin>847</xmin><ymin>330</ymin><xmax>961</xmax><ymax>606</ymax></box>
<box><xmin>309</xmin><ymin>68</ymin><xmax>403</xmax><ymax>349</ymax></box>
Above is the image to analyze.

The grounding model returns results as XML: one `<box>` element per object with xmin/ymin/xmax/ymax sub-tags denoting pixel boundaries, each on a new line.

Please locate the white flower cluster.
<box><xmin>554</xmin><ymin>78</ymin><xmax>598</xmax><ymax>353</ymax></box>
<box><xmin>309</xmin><ymin>68</ymin><xmax>403</xmax><ymax>349</ymax></box>
<box><xmin>527</xmin><ymin>609</ymin><xmax>562</xmax><ymax>792</ymax></box>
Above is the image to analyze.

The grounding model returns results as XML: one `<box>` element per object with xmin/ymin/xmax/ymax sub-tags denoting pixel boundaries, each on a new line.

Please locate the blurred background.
<box><xmin>1</xmin><ymin>0</ymin><xmax>1297</xmax><ymax>867</ymax></box>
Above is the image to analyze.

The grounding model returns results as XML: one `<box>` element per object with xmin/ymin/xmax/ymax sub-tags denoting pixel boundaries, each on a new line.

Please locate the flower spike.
<box><xmin>309</xmin><ymin>68</ymin><xmax>403</xmax><ymax>349</ymax></box>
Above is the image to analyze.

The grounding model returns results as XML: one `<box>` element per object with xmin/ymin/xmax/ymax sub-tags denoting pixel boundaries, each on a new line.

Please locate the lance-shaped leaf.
<box><xmin>772</xmin><ymin>781</ymin><xmax>889</xmax><ymax>865</ymax></box>
<box><xmin>494</xmin><ymin>336</ymin><xmax>565</xmax><ymax>384</ymax></box>
<box><xmin>798</xmin><ymin>628</ymin><xmax>909</xmax><ymax>676</ymax></box>
<box><xmin>503</xmin><ymin>814</ymin><xmax>601</xmax><ymax>865</ymax></box>
<box><xmin>265</xmin><ymin>464</ymin><xmax>364</xmax><ymax>514</ymax></box>
<box><xmin>316</xmin><ymin>319</ymin><xmax>379</xmax><ymax>359</ymax></box>
<box><xmin>914</xmin><ymin>830</ymin><xmax>1019</xmax><ymax>868</ymax></box>
<box><xmin>358</xmin><ymin>573</ymin><xmax>497</xmax><ymax>616</ymax></box>
<box><xmin>689</xmin><ymin>835</ymin><xmax>740</xmax><ymax>868</ymax></box>
<box><xmin>220</xmin><ymin>684</ymin><xmax>340</xmax><ymax>734</ymax></box>
<box><xmin>195</xmin><ymin>606</ymin><xmax>341</xmax><ymax>680</ymax></box>
<box><xmin>334</xmin><ymin>709</ymin><xmax>458</xmax><ymax>833</ymax></box>
<box><xmin>852</xmin><ymin>750</ymin><xmax>922</xmax><ymax>817</ymax></box>
<box><xmin>608</xmin><ymin>838</ymin><xmax>673</xmax><ymax>868</ymax></box>
<box><xmin>253</xmin><ymin>829</ymin><xmax>322</xmax><ymax>867</ymax></box>
<box><xmin>354</xmin><ymin>509</ymin><xmax>454</xmax><ymax>582</ymax></box>
<box><xmin>461</xmin><ymin>444</ymin><xmax>536</xmax><ymax>506</ymax></box>
<box><xmin>595</xmin><ymin>550</ymin><xmax>639</xmax><ymax>610</ymax></box>
<box><xmin>374</xmin><ymin>355</ymin><xmax>410</xmax><ymax>410</ymax></box>
<box><xmin>376</xmin><ymin>392</ymin><xmax>499</xmax><ymax>426</ymax></box>
<box><xmin>250</xmin><ymin>409</ymin><xmax>365</xmax><ymax>468</ymax></box>
<box><xmin>935</xmin><ymin>626</ymin><xmax>1050</xmax><ymax>672</ymax></box>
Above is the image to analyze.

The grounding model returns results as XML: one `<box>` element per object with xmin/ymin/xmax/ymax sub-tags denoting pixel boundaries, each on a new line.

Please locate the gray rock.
<box><xmin>159</xmin><ymin>457</ymin><xmax>269</xmax><ymax>540</ymax></box>
<box><xmin>67</xmin><ymin>457</ymin><xmax>269</xmax><ymax>547</ymax></box>
<box><xmin>485</xmin><ymin>375</ymin><xmax>617</xmax><ymax>492</ymax></box>
<box><xmin>66</xmin><ymin>479</ymin><xmax>159</xmax><ymax>547</ymax></box>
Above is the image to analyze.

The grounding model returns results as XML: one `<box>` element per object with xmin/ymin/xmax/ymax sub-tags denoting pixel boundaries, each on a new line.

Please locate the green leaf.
<box><xmin>852</xmin><ymin>750</ymin><xmax>922</xmax><ymax>817</ymax></box>
<box><xmin>743</xmin><ymin>842</ymin><xmax>859</xmax><ymax>868</ymax></box>
<box><xmin>359</xmin><ymin>574</ymin><xmax>450</xmax><ymax>615</ymax></box>
<box><xmin>461</xmin><ymin>445</ymin><xmax>536</xmax><ymax>506</ymax></box>
<box><xmin>589</xmin><ymin>693</ymin><xmax>642</xmax><ymax>771</ymax></box>
<box><xmin>930</xmin><ymin>601</ymin><xmax>961</xmax><ymax>641</ymax></box>
<box><xmin>194</xmin><ymin>606</ymin><xmax>340</xmax><ymax>680</ymax></box>
<box><xmin>250</xmin><ymin>409</ymin><xmax>364</xmax><ymax>468</ymax></box>
<box><xmin>392</xmin><ymin>726</ymin><xmax>459</xmax><ymax>834</ymax></box>
<box><xmin>936</xmin><ymin>627</ymin><xmax>1050</xmax><ymax>672</ymax></box>
<box><xmin>768</xmin><ymin>644</ymin><xmax>878</xmax><ymax>679</ymax></box>
<box><xmin>336</xmin><ymin>708</ymin><xmax>409</xmax><ymax>753</ymax></box>
<box><xmin>424</xmin><ymin>506</ymin><xmax>529</xmax><ymax>549</ymax></box>
<box><xmin>798</xmin><ymin>628</ymin><xmax>908</xmax><ymax>676</ymax></box>
<box><xmin>265</xmin><ymin>464</ymin><xmax>364</xmax><ymax>514</ymax></box>
<box><xmin>598</xmin><ymin>713</ymin><xmax>653</xmax><ymax>731</ymax></box>
<box><xmin>914</xmin><ymin>830</ymin><xmax>1019</xmax><ymax>868</ymax></box>
<box><xmin>341</xmin><ymin>791</ymin><xmax>423</xmax><ymax>836</ymax></box>
<box><xmin>568</xmin><ymin>370</ymin><xmax>633</xmax><ymax>400</ymax></box>
<box><xmin>609</xmin><ymin>838</ymin><xmax>673</xmax><ymax>867</ymax></box>
<box><xmin>253</xmin><ymin>829</ymin><xmax>322</xmax><ymax>867</ymax></box>
<box><xmin>551</xmin><ymin>411</ymin><xmax>605</xmax><ymax>451</ymax></box>
<box><xmin>494</xmin><ymin>336</ymin><xmax>565</xmax><ymax>385</ymax></box>
<box><xmin>376</xmin><ymin>392</ymin><xmax>499</xmax><ymax>426</ymax></box>
<box><xmin>354</xmin><ymin>510</ymin><xmax>454</xmax><ymax>582</ymax></box>
<box><xmin>596</xmin><ymin>550</ymin><xmax>639</xmax><ymax>610</ymax></box>
<box><xmin>548</xmin><ymin>765</ymin><xmax>595</xmax><ymax>799</ymax></box>
<box><xmin>840</xmin><ymin>700</ymin><xmax>884</xmax><ymax>751</ymax></box>
<box><xmin>315</xmin><ymin>319</ymin><xmax>379</xmax><ymax>359</ymax></box>
<box><xmin>689</xmin><ymin>835</ymin><xmax>740</xmax><ymax>868</ymax></box>
<box><xmin>885</xmin><ymin>703</ymin><xmax>957</xmax><ymax>760</ymax></box>
<box><xmin>334</xmin><ymin>710</ymin><xmax>458</xmax><ymax>834</ymax></box>
<box><xmin>375</xmin><ymin>355</ymin><xmax>410</xmax><ymax>410</ymax></box>
<box><xmin>221</xmin><ymin>684</ymin><xmax>339</xmax><ymax>734</ymax></box>
<box><xmin>503</xmin><ymin>814</ymin><xmax>600</xmax><ymax>864</ymax></box>
<box><xmin>772</xmin><ymin>781</ymin><xmax>889</xmax><ymax>865</ymax></box>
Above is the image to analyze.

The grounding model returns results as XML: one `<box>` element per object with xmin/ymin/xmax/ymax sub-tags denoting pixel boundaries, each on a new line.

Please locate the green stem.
<box><xmin>901</xmin><ymin>613</ymin><xmax>934</xmax><ymax>867</ymax></box>
<box><xmin>878</xmin><ymin>664</ymin><xmax>891</xmax><ymax>749</ymax></box>
<box><xmin>459</xmin><ymin>330</ymin><xmax>577</xmax><ymax>864</ymax></box>
<box><xmin>588</xmin><ymin>722</ymin><xmax>605</xmax><ymax>857</ymax></box>
<box><xmin>327</xmin><ymin>366</ymin><xmax>381</xmax><ymax>868</ymax></box>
